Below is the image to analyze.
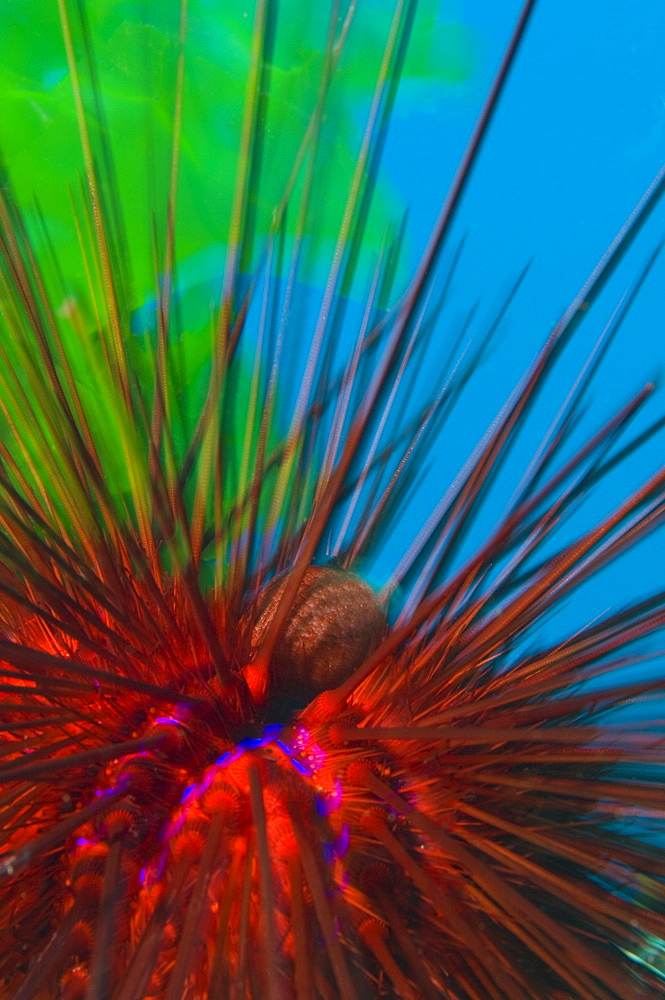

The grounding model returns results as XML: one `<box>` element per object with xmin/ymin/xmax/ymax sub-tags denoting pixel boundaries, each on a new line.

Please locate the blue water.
<box><xmin>375</xmin><ymin>0</ymin><xmax>665</xmax><ymax>651</ymax></box>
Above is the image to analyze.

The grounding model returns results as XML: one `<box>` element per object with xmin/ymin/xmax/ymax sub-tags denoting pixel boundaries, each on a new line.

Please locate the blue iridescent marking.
<box><xmin>181</xmin><ymin>783</ymin><xmax>196</xmax><ymax>802</ymax></box>
<box><xmin>240</xmin><ymin>737</ymin><xmax>264</xmax><ymax>749</ymax></box>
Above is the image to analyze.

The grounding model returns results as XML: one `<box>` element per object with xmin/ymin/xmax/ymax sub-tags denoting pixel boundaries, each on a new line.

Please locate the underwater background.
<box><xmin>3</xmin><ymin>0</ymin><xmax>664</xmax><ymax>608</ymax></box>
<box><xmin>380</xmin><ymin>0</ymin><xmax>665</xmax><ymax>652</ymax></box>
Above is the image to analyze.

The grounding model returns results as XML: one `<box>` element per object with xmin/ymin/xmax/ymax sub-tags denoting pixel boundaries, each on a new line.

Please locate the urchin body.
<box><xmin>1</xmin><ymin>0</ymin><xmax>665</xmax><ymax>998</ymax></box>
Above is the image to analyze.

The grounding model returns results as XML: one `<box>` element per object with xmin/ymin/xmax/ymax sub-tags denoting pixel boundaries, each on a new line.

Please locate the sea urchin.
<box><xmin>1</xmin><ymin>1</ymin><xmax>665</xmax><ymax>998</ymax></box>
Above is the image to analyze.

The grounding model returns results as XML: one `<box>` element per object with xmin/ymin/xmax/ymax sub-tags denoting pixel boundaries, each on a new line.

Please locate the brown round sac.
<box><xmin>251</xmin><ymin>565</ymin><xmax>386</xmax><ymax>699</ymax></box>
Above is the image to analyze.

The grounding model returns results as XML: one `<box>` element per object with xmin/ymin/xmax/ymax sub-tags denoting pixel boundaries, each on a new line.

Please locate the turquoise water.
<box><xmin>378</xmin><ymin>1</ymin><xmax>665</xmax><ymax>644</ymax></box>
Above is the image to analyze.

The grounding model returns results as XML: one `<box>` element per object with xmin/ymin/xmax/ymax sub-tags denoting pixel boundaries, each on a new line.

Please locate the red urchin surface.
<box><xmin>1</xmin><ymin>1</ymin><xmax>665</xmax><ymax>999</ymax></box>
<box><xmin>4</xmin><ymin>541</ymin><xmax>665</xmax><ymax>1000</ymax></box>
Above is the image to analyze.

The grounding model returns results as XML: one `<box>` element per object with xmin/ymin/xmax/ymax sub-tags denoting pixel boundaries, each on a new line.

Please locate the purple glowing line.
<box><xmin>336</xmin><ymin>824</ymin><xmax>350</xmax><ymax>859</ymax></box>
<box><xmin>316</xmin><ymin>780</ymin><xmax>343</xmax><ymax>817</ymax></box>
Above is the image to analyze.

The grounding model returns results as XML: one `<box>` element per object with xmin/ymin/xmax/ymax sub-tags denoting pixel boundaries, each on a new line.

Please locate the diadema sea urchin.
<box><xmin>1</xmin><ymin>1</ymin><xmax>665</xmax><ymax>998</ymax></box>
